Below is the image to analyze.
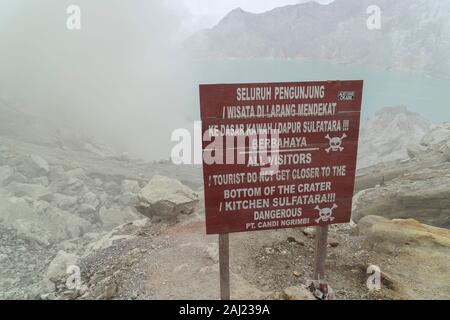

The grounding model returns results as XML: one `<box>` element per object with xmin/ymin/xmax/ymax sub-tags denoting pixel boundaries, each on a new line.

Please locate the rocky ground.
<box><xmin>1</xmin><ymin>115</ymin><xmax>449</xmax><ymax>300</ymax></box>
<box><xmin>26</xmin><ymin>211</ymin><xmax>450</xmax><ymax>300</ymax></box>
<box><xmin>353</xmin><ymin>122</ymin><xmax>450</xmax><ymax>228</ymax></box>
<box><xmin>0</xmin><ymin>133</ymin><xmax>199</xmax><ymax>299</ymax></box>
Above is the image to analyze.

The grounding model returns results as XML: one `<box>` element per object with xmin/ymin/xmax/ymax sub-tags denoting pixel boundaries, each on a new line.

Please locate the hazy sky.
<box><xmin>168</xmin><ymin>0</ymin><xmax>334</xmax><ymax>36</ymax></box>
<box><xmin>0</xmin><ymin>0</ymin><xmax>340</xmax><ymax>160</ymax></box>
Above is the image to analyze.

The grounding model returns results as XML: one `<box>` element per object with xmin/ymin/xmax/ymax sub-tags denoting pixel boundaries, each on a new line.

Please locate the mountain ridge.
<box><xmin>185</xmin><ymin>0</ymin><xmax>450</xmax><ymax>78</ymax></box>
<box><xmin>358</xmin><ymin>106</ymin><xmax>434</xmax><ymax>168</ymax></box>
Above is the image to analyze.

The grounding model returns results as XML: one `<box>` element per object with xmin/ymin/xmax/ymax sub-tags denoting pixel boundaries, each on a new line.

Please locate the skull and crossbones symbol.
<box><xmin>325</xmin><ymin>134</ymin><xmax>347</xmax><ymax>153</ymax></box>
<box><xmin>315</xmin><ymin>204</ymin><xmax>338</xmax><ymax>223</ymax></box>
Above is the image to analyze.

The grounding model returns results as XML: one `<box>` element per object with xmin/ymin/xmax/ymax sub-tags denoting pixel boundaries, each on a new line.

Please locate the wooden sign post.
<box><xmin>199</xmin><ymin>81</ymin><xmax>363</xmax><ymax>300</ymax></box>
<box><xmin>313</xmin><ymin>225</ymin><xmax>329</xmax><ymax>281</ymax></box>
<box><xmin>219</xmin><ymin>234</ymin><xmax>230</xmax><ymax>300</ymax></box>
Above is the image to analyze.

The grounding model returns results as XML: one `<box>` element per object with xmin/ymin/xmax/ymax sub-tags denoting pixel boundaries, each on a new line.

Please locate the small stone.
<box><xmin>282</xmin><ymin>286</ymin><xmax>315</xmax><ymax>300</ymax></box>
<box><xmin>293</xmin><ymin>271</ymin><xmax>301</xmax><ymax>277</ymax></box>
<box><xmin>287</xmin><ymin>236</ymin><xmax>305</xmax><ymax>246</ymax></box>
<box><xmin>61</xmin><ymin>290</ymin><xmax>80</xmax><ymax>300</ymax></box>
<box><xmin>328</xmin><ymin>238</ymin><xmax>339</xmax><ymax>248</ymax></box>
<box><xmin>104</xmin><ymin>283</ymin><xmax>117</xmax><ymax>300</ymax></box>
<box><xmin>130</xmin><ymin>248</ymin><xmax>140</xmax><ymax>255</ymax></box>
<box><xmin>204</xmin><ymin>243</ymin><xmax>219</xmax><ymax>263</ymax></box>
<box><xmin>264</xmin><ymin>247</ymin><xmax>275</xmax><ymax>254</ymax></box>
<box><xmin>79</xmin><ymin>285</ymin><xmax>88</xmax><ymax>295</ymax></box>
<box><xmin>41</xmin><ymin>292</ymin><xmax>58</xmax><ymax>300</ymax></box>
<box><xmin>121</xmin><ymin>180</ymin><xmax>140</xmax><ymax>193</ymax></box>
<box><xmin>302</xmin><ymin>227</ymin><xmax>316</xmax><ymax>238</ymax></box>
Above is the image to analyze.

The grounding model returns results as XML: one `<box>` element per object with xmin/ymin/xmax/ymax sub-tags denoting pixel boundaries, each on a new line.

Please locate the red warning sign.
<box><xmin>200</xmin><ymin>81</ymin><xmax>363</xmax><ymax>235</ymax></box>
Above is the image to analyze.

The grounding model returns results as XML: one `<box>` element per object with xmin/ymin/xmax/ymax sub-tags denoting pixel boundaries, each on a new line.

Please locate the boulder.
<box><xmin>83</xmin><ymin>227</ymin><xmax>136</xmax><ymax>257</ymax></box>
<box><xmin>136</xmin><ymin>175</ymin><xmax>199</xmax><ymax>221</ymax></box>
<box><xmin>359</xmin><ymin>216</ymin><xmax>450</xmax><ymax>254</ymax></box>
<box><xmin>355</xmin><ymin>215</ymin><xmax>389</xmax><ymax>235</ymax></box>
<box><xmin>83</xmin><ymin>192</ymin><xmax>99</xmax><ymax>209</ymax></box>
<box><xmin>121</xmin><ymin>180</ymin><xmax>140</xmax><ymax>193</ymax></box>
<box><xmin>115</xmin><ymin>192</ymin><xmax>138</xmax><ymax>207</ymax></box>
<box><xmin>98</xmin><ymin>206</ymin><xmax>141</xmax><ymax>229</ymax></box>
<box><xmin>24</xmin><ymin>206</ymin><xmax>89</xmax><ymax>245</ymax></box>
<box><xmin>48</xmin><ymin>165</ymin><xmax>67</xmax><ymax>183</ymax></box>
<box><xmin>63</xmin><ymin>178</ymin><xmax>86</xmax><ymax>195</ymax></box>
<box><xmin>77</xmin><ymin>204</ymin><xmax>97</xmax><ymax>215</ymax></box>
<box><xmin>0</xmin><ymin>165</ymin><xmax>13</xmax><ymax>186</ymax></box>
<box><xmin>0</xmin><ymin>194</ymin><xmax>90</xmax><ymax>245</ymax></box>
<box><xmin>406</xmin><ymin>123</ymin><xmax>450</xmax><ymax>162</ymax></box>
<box><xmin>5</xmin><ymin>182</ymin><xmax>51</xmax><ymax>199</ymax></box>
<box><xmin>30</xmin><ymin>155</ymin><xmax>50</xmax><ymax>174</ymax></box>
<box><xmin>204</xmin><ymin>243</ymin><xmax>219</xmax><ymax>263</ymax></box>
<box><xmin>32</xmin><ymin>176</ymin><xmax>49</xmax><ymax>187</ymax></box>
<box><xmin>420</xmin><ymin>122</ymin><xmax>450</xmax><ymax>147</ymax></box>
<box><xmin>442</xmin><ymin>141</ymin><xmax>450</xmax><ymax>161</ymax></box>
<box><xmin>94</xmin><ymin>178</ymin><xmax>103</xmax><ymax>187</ymax></box>
<box><xmin>104</xmin><ymin>181</ymin><xmax>120</xmax><ymax>194</ymax></box>
<box><xmin>406</xmin><ymin>143</ymin><xmax>427</xmax><ymax>159</ymax></box>
<box><xmin>17</xmin><ymin>155</ymin><xmax>49</xmax><ymax>178</ymax></box>
<box><xmin>357</xmin><ymin>216</ymin><xmax>450</xmax><ymax>299</ymax></box>
<box><xmin>52</xmin><ymin>193</ymin><xmax>78</xmax><ymax>211</ymax></box>
<box><xmin>352</xmin><ymin>173</ymin><xmax>450</xmax><ymax>228</ymax></box>
<box><xmin>66</xmin><ymin>168</ymin><xmax>86</xmax><ymax>180</ymax></box>
<box><xmin>46</xmin><ymin>251</ymin><xmax>80</xmax><ymax>284</ymax></box>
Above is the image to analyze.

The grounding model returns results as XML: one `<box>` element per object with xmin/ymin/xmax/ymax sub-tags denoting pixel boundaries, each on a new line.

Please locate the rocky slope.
<box><xmin>1</xmin><ymin>103</ymin><xmax>449</xmax><ymax>300</ymax></box>
<box><xmin>356</xmin><ymin>215</ymin><xmax>450</xmax><ymax>299</ymax></box>
<box><xmin>358</xmin><ymin>106</ymin><xmax>434</xmax><ymax>168</ymax></box>
<box><xmin>0</xmin><ymin>130</ymin><xmax>202</xmax><ymax>299</ymax></box>
<box><xmin>353</xmin><ymin>122</ymin><xmax>450</xmax><ymax>227</ymax></box>
<box><xmin>185</xmin><ymin>0</ymin><xmax>450</xmax><ymax>78</ymax></box>
<box><xmin>28</xmin><ymin>209</ymin><xmax>450</xmax><ymax>300</ymax></box>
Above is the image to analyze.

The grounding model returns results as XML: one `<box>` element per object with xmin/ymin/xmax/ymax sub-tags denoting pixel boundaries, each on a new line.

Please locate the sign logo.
<box><xmin>325</xmin><ymin>134</ymin><xmax>347</xmax><ymax>153</ymax></box>
<box><xmin>338</xmin><ymin>91</ymin><xmax>355</xmax><ymax>101</ymax></box>
<box><xmin>315</xmin><ymin>204</ymin><xmax>337</xmax><ymax>223</ymax></box>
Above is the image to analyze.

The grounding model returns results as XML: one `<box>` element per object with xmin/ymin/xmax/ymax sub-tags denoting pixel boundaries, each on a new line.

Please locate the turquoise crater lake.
<box><xmin>190</xmin><ymin>60</ymin><xmax>450</xmax><ymax>123</ymax></box>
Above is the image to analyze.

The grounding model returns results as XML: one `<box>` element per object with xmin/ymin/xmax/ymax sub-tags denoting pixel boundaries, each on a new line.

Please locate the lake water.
<box><xmin>190</xmin><ymin>60</ymin><xmax>450</xmax><ymax>123</ymax></box>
